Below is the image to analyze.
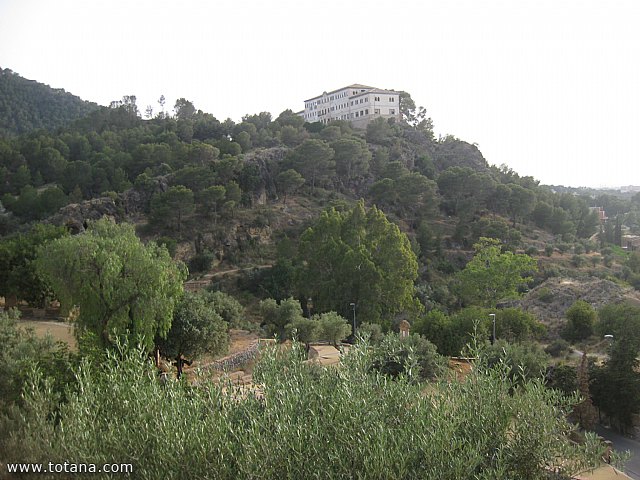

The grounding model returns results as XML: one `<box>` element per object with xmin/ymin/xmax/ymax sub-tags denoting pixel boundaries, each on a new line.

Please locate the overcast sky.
<box><xmin>0</xmin><ymin>0</ymin><xmax>638</xmax><ymax>188</ymax></box>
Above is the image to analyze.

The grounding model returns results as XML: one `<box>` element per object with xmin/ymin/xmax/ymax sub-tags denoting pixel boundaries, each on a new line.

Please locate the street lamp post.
<box><xmin>489</xmin><ymin>313</ymin><xmax>496</xmax><ymax>345</ymax></box>
<box><xmin>350</xmin><ymin>302</ymin><xmax>356</xmax><ymax>337</ymax></box>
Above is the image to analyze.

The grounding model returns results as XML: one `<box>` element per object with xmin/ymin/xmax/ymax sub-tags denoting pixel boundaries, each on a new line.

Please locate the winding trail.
<box><xmin>184</xmin><ymin>264</ymin><xmax>272</xmax><ymax>291</ymax></box>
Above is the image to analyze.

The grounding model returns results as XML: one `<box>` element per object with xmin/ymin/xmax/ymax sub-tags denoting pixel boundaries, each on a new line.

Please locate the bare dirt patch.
<box><xmin>18</xmin><ymin>319</ymin><xmax>77</xmax><ymax>350</ymax></box>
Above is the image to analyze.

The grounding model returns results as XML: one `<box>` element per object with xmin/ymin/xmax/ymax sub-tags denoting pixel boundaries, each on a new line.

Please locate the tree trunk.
<box><xmin>176</xmin><ymin>356</ymin><xmax>184</xmax><ymax>379</ymax></box>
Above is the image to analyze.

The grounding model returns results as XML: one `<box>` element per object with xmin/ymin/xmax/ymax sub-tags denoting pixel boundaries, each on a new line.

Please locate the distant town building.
<box><xmin>589</xmin><ymin>206</ymin><xmax>608</xmax><ymax>223</ymax></box>
<box><xmin>299</xmin><ymin>84</ymin><xmax>401</xmax><ymax>128</ymax></box>
<box><xmin>623</xmin><ymin>235</ymin><xmax>640</xmax><ymax>252</ymax></box>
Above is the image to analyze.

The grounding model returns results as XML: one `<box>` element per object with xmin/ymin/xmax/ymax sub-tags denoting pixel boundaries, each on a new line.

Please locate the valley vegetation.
<box><xmin>1</xmin><ymin>72</ymin><xmax>640</xmax><ymax>478</ymax></box>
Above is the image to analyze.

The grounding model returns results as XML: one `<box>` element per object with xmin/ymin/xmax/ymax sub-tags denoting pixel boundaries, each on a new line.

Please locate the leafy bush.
<box><xmin>2</xmin><ymin>341</ymin><xmax>603</xmax><ymax>479</ymax></box>
<box><xmin>156</xmin><ymin>291</ymin><xmax>229</xmax><ymax>362</ymax></box>
<box><xmin>544</xmin><ymin>245</ymin><xmax>554</xmax><ymax>257</ymax></box>
<box><xmin>481</xmin><ymin>340</ymin><xmax>550</xmax><ymax>384</ymax></box>
<box><xmin>368</xmin><ymin>333</ymin><xmax>445</xmax><ymax>380</ymax></box>
<box><xmin>357</xmin><ymin>322</ymin><xmax>384</xmax><ymax>344</ymax></box>
<box><xmin>571</xmin><ymin>254</ymin><xmax>586</xmax><ymax>268</ymax></box>
<box><xmin>156</xmin><ymin>236</ymin><xmax>177</xmax><ymax>257</ymax></box>
<box><xmin>494</xmin><ymin>308</ymin><xmax>546</xmax><ymax>342</ymax></box>
<box><xmin>562</xmin><ymin>300</ymin><xmax>596</xmax><ymax>342</ymax></box>
<box><xmin>188</xmin><ymin>251</ymin><xmax>215</xmax><ymax>274</ymax></box>
<box><xmin>546</xmin><ymin>364</ymin><xmax>577</xmax><ymax>396</ymax></box>
<box><xmin>286</xmin><ymin>317</ymin><xmax>320</xmax><ymax>351</ymax></box>
<box><xmin>541</xmin><ymin>265</ymin><xmax>564</xmax><ymax>279</ymax></box>
<box><xmin>0</xmin><ymin>309</ymin><xmax>75</xmax><ymax>411</ymax></box>
<box><xmin>536</xmin><ymin>287</ymin><xmax>554</xmax><ymax>303</ymax></box>
<box><xmin>202</xmin><ymin>290</ymin><xmax>246</xmax><ymax>329</ymax></box>
<box><xmin>316</xmin><ymin>312</ymin><xmax>351</xmax><ymax>346</ymax></box>
<box><xmin>545</xmin><ymin>339</ymin><xmax>571</xmax><ymax>357</ymax></box>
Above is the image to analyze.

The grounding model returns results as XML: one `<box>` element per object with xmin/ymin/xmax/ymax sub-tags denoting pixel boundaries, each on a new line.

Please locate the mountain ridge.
<box><xmin>0</xmin><ymin>67</ymin><xmax>99</xmax><ymax>136</ymax></box>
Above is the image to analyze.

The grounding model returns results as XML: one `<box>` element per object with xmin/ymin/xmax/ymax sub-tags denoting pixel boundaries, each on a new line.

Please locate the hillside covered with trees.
<box><xmin>0</xmin><ymin>68</ymin><xmax>99</xmax><ymax>137</ymax></box>
<box><xmin>1</xmin><ymin>79</ymin><xmax>640</xmax><ymax>477</ymax></box>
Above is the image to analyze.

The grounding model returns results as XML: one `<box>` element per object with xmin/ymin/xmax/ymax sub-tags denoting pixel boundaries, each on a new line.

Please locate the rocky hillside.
<box><xmin>515</xmin><ymin>276</ymin><xmax>640</xmax><ymax>333</ymax></box>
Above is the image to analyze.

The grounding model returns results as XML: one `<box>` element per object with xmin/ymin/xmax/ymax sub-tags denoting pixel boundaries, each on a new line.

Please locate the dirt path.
<box><xmin>201</xmin><ymin>264</ymin><xmax>272</xmax><ymax>280</ymax></box>
<box><xmin>184</xmin><ymin>264</ymin><xmax>272</xmax><ymax>291</ymax></box>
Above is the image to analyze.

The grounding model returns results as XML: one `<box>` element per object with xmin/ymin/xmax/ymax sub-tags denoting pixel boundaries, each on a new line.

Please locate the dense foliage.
<box><xmin>562</xmin><ymin>300</ymin><xmax>596</xmax><ymax>342</ymax></box>
<box><xmin>0</xmin><ymin>68</ymin><xmax>99</xmax><ymax>136</ymax></box>
<box><xmin>0</xmin><ymin>309</ymin><xmax>74</xmax><ymax>411</ymax></box>
<box><xmin>157</xmin><ymin>291</ymin><xmax>229</xmax><ymax>361</ymax></box>
<box><xmin>35</xmin><ymin>219</ymin><xmax>187</xmax><ymax>351</ymax></box>
<box><xmin>3</xmin><ymin>76</ymin><xmax>640</xmax><ymax>470</ymax></box>
<box><xmin>413</xmin><ymin>307</ymin><xmax>545</xmax><ymax>356</ymax></box>
<box><xmin>0</xmin><ymin>223</ymin><xmax>68</xmax><ymax>305</ymax></box>
<box><xmin>1</xmin><ymin>341</ymin><xmax>603</xmax><ymax>480</ymax></box>
<box><xmin>455</xmin><ymin>237</ymin><xmax>537</xmax><ymax>307</ymax></box>
<box><xmin>297</xmin><ymin>201</ymin><xmax>419</xmax><ymax>327</ymax></box>
<box><xmin>590</xmin><ymin>302</ymin><xmax>640</xmax><ymax>433</ymax></box>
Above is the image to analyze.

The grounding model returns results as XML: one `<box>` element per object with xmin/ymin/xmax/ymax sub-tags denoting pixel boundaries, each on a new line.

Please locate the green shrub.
<box><xmin>0</xmin><ymin>309</ymin><xmax>75</xmax><ymax>414</ymax></box>
<box><xmin>368</xmin><ymin>333</ymin><xmax>445</xmax><ymax>380</ymax></box>
<box><xmin>188</xmin><ymin>251</ymin><xmax>215</xmax><ymax>273</ymax></box>
<box><xmin>494</xmin><ymin>308</ymin><xmax>546</xmax><ymax>342</ymax></box>
<box><xmin>525</xmin><ymin>246</ymin><xmax>538</xmax><ymax>256</ymax></box>
<box><xmin>537</xmin><ymin>287</ymin><xmax>554</xmax><ymax>303</ymax></box>
<box><xmin>603</xmin><ymin>254</ymin><xmax>614</xmax><ymax>267</ymax></box>
<box><xmin>2</xmin><ymin>341</ymin><xmax>603</xmax><ymax>479</ymax></box>
<box><xmin>571</xmin><ymin>254</ymin><xmax>586</xmax><ymax>268</ymax></box>
<box><xmin>357</xmin><ymin>322</ymin><xmax>384</xmax><ymax>343</ymax></box>
<box><xmin>481</xmin><ymin>340</ymin><xmax>550</xmax><ymax>384</ymax></box>
<box><xmin>562</xmin><ymin>300</ymin><xmax>596</xmax><ymax>342</ymax></box>
<box><xmin>545</xmin><ymin>338</ymin><xmax>570</xmax><ymax>357</ymax></box>
<box><xmin>156</xmin><ymin>236</ymin><xmax>178</xmax><ymax>257</ymax></box>
<box><xmin>546</xmin><ymin>363</ymin><xmax>577</xmax><ymax>396</ymax></box>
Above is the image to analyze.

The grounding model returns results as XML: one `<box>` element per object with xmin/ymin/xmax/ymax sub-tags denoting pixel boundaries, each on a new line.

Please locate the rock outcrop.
<box><xmin>513</xmin><ymin>276</ymin><xmax>640</xmax><ymax>332</ymax></box>
<box><xmin>48</xmin><ymin>197</ymin><xmax>119</xmax><ymax>233</ymax></box>
<box><xmin>47</xmin><ymin>177</ymin><xmax>169</xmax><ymax>232</ymax></box>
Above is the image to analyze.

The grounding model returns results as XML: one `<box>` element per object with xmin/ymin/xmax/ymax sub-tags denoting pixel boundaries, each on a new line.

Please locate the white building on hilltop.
<box><xmin>300</xmin><ymin>84</ymin><xmax>401</xmax><ymax>128</ymax></box>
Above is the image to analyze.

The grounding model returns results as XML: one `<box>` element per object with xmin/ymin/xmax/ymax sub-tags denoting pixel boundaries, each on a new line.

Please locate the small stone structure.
<box><xmin>399</xmin><ymin>319</ymin><xmax>410</xmax><ymax>338</ymax></box>
<box><xmin>203</xmin><ymin>340</ymin><xmax>263</xmax><ymax>372</ymax></box>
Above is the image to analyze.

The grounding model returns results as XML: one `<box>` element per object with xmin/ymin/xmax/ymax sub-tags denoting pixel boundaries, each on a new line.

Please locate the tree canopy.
<box><xmin>297</xmin><ymin>201</ymin><xmax>418</xmax><ymax>327</ymax></box>
<box><xmin>157</xmin><ymin>291</ymin><xmax>229</xmax><ymax>361</ymax></box>
<box><xmin>35</xmin><ymin>219</ymin><xmax>187</xmax><ymax>351</ymax></box>
<box><xmin>0</xmin><ymin>223</ymin><xmax>68</xmax><ymax>306</ymax></box>
<box><xmin>456</xmin><ymin>237</ymin><xmax>537</xmax><ymax>307</ymax></box>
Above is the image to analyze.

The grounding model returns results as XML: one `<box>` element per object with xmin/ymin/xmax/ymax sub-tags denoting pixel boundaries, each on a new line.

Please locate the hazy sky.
<box><xmin>0</xmin><ymin>0</ymin><xmax>638</xmax><ymax>188</ymax></box>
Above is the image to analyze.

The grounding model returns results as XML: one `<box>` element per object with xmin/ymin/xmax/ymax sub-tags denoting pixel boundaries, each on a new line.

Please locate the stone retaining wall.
<box><xmin>202</xmin><ymin>340</ymin><xmax>263</xmax><ymax>372</ymax></box>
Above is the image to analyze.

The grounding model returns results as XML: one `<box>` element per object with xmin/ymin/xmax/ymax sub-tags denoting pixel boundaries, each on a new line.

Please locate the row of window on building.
<box><xmin>310</xmin><ymin>107</ymin><xmax>397</xmax><ymax>122</ymax></box>
<box><xmin>305</xmin><ymin>94</ymin><xmax>395</xmax><ymax>111</ymax></box>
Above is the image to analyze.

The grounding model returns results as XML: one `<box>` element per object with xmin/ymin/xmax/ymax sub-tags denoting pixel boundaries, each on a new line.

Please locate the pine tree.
<box><xmin>574</xmin><ymin>352</ymin><xmax>597</xmax><ymax>429</ymax></box>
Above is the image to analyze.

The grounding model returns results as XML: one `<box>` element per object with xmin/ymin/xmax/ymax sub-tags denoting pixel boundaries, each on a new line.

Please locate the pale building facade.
<box><xmin>300</xmin><ymin>84</ymin><xmax>401</xmax><ymax>128</ymax></box>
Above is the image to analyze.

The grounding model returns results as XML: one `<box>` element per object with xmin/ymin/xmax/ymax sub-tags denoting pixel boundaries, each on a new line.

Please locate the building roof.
<box><xmin>304</xmin><ymin>84</ymin><xmax>375</xmax><ymax>102</ymax></box>
<box><xmin>350</xmin><ymin>88</ymin><xmax>399</xmax><ymax>99</ymax></box>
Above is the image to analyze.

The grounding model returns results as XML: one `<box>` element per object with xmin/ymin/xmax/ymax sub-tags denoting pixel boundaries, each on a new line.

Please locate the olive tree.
<box><xmin>157</xmin><ymin>291</ymin><xmax>229</xmax><ymax>378</ymax></box>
